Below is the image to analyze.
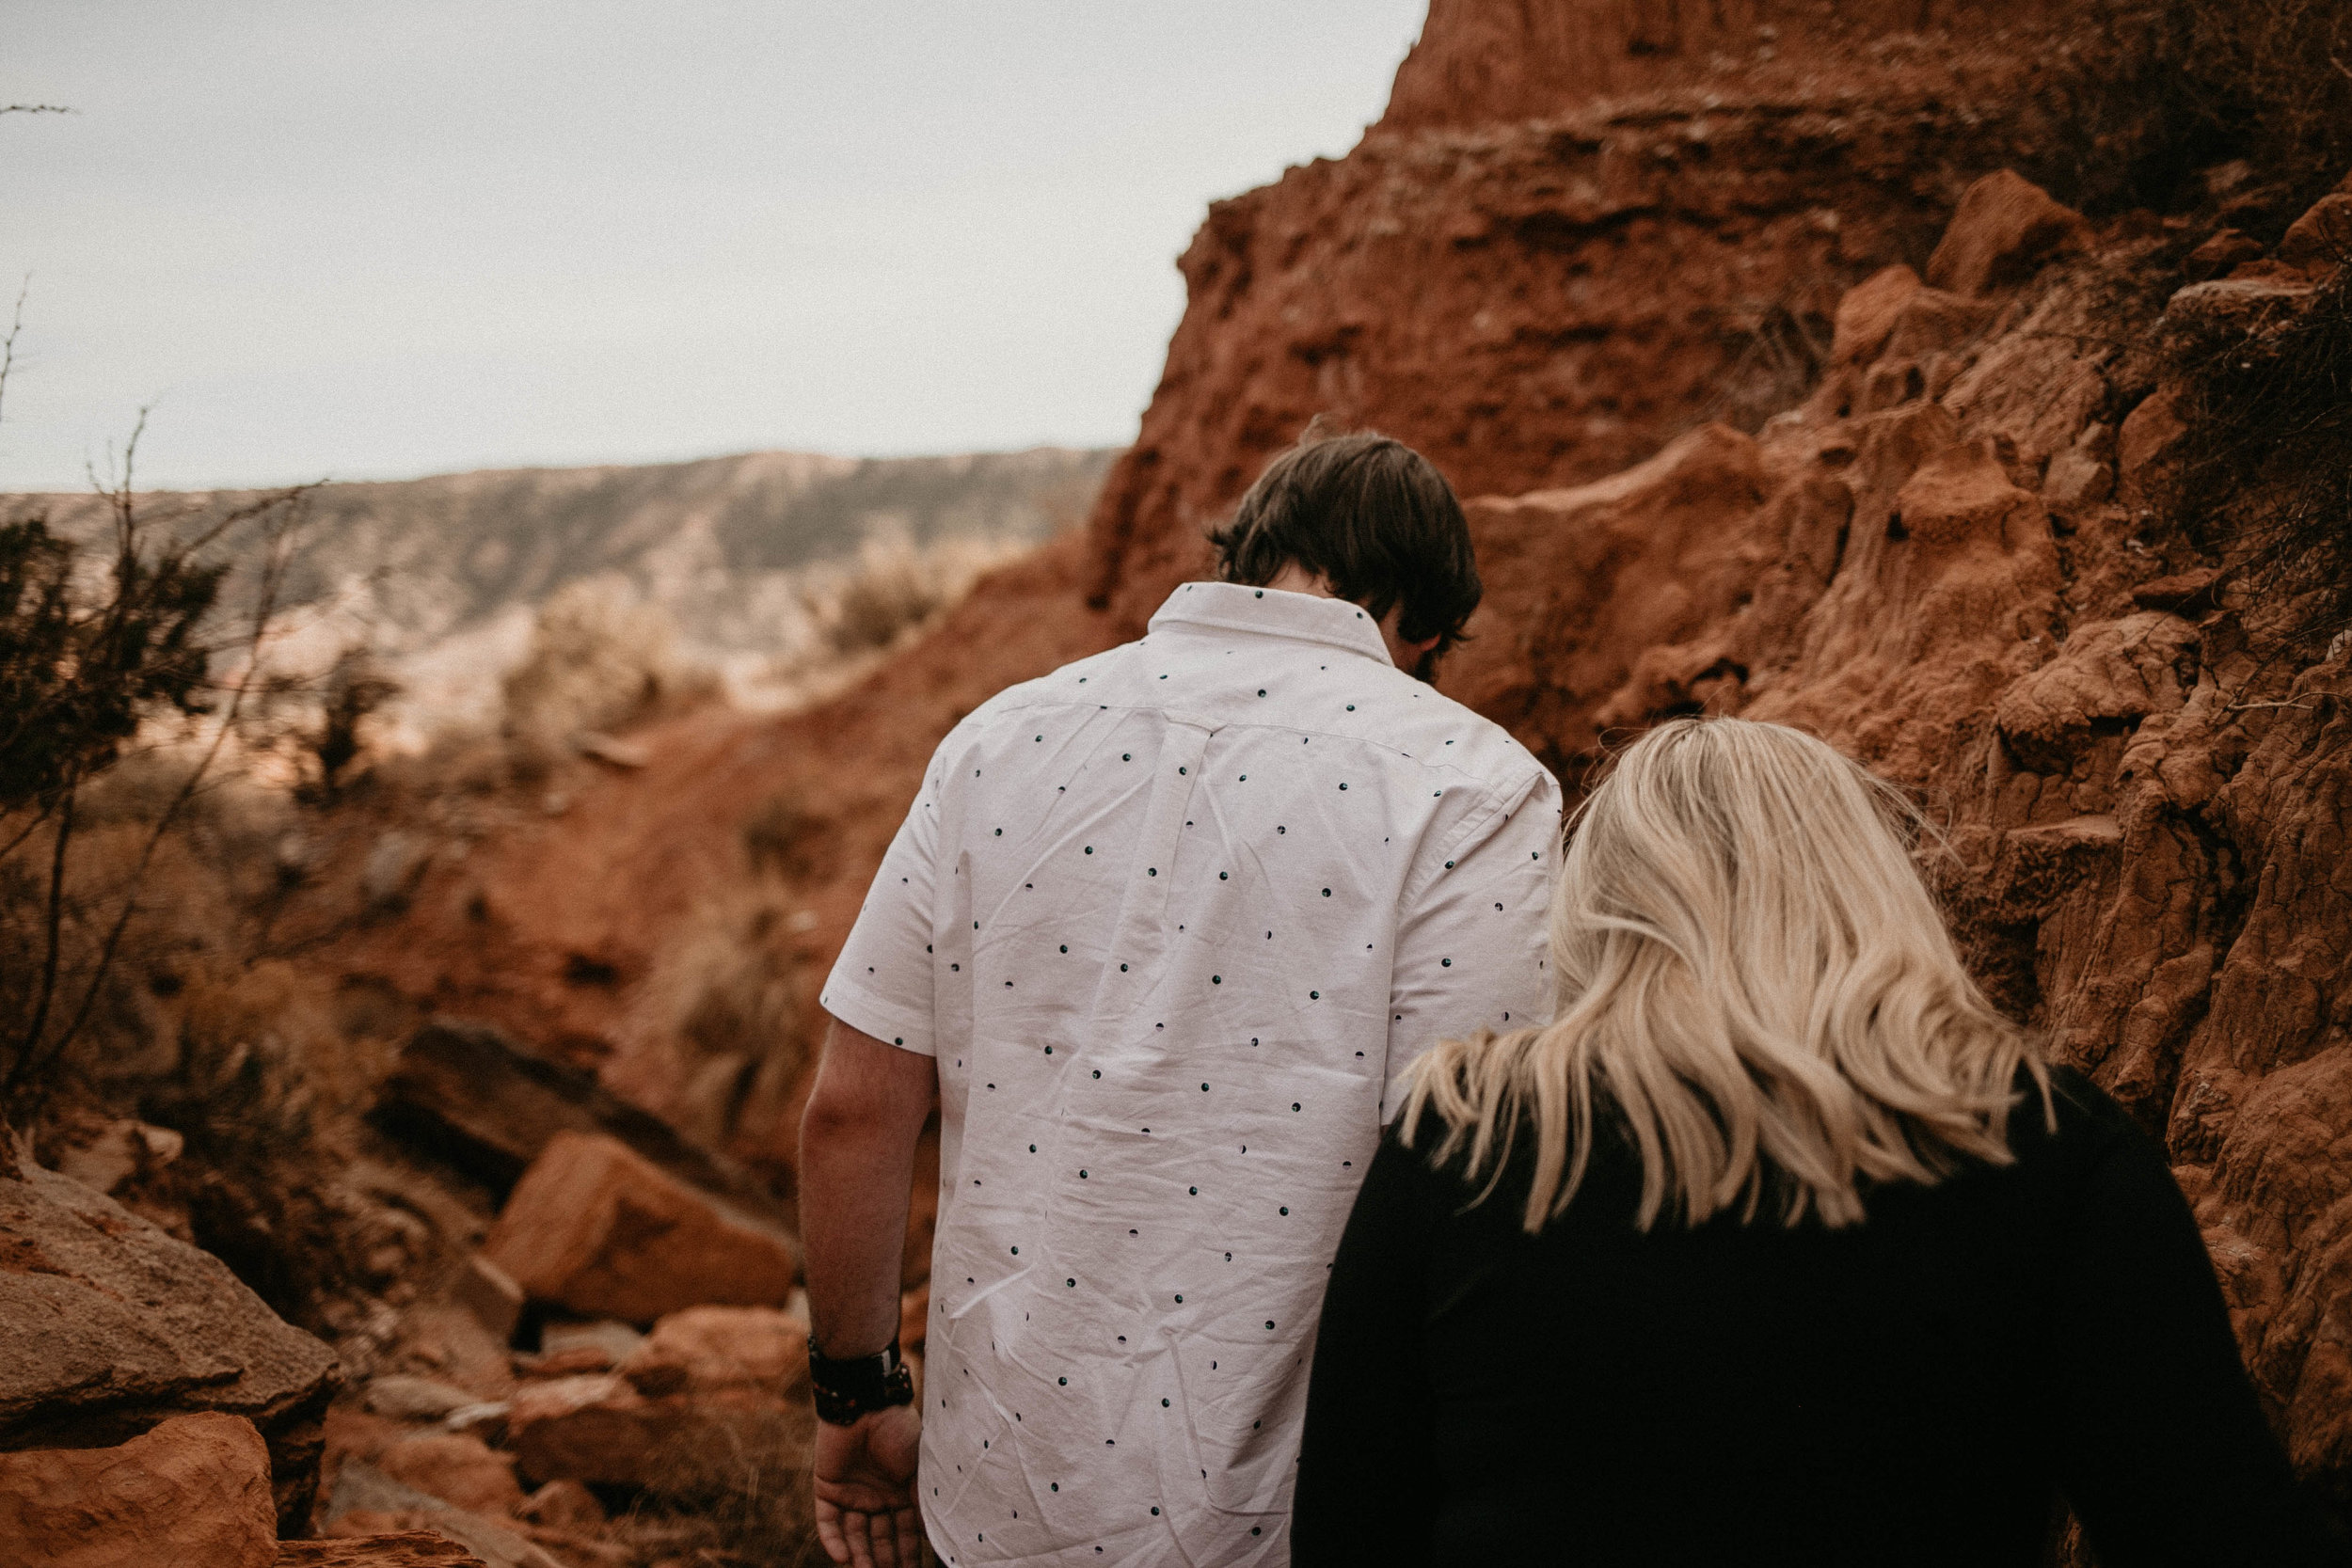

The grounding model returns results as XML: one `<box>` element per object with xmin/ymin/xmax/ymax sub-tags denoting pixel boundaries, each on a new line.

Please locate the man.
<box><xmin>799</xmin><ymin>429</ymin><xmax>1563</xmax><ymax>1568</ymax></box>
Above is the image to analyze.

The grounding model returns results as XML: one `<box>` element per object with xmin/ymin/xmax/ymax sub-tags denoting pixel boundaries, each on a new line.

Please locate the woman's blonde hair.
<box><xmin>1400</xmin><ymin>717</ymin><xmax>2049</xmax><ymax>1232</ymax></box>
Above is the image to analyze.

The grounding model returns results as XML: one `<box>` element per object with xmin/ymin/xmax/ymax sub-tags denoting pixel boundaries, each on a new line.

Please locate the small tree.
<box><xmin>309</xmin><ymin>650</ymin><xmax>401</xmax><ymax>802</ymax></box>
<box><xmin>0</xmin><ymin>399</ymin><xmax>310</xmax><ymax>1127</ymax></box>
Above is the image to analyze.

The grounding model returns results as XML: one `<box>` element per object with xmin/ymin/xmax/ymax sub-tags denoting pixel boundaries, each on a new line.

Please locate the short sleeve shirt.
<box><xmin>821</xmin><ymin>581</ymin><xmax>1562</xmax><ymax>1568</ymax></box>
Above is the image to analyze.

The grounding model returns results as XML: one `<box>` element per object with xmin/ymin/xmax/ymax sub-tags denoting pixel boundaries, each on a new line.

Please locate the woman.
<box><xmin>1294</xmin><ymin>718</ymin><xmax>2344</xmax><ymax>1566</ymax></box>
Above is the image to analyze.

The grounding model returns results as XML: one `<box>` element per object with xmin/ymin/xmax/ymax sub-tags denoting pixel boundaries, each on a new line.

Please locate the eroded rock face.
<box><xmin>0</xmin><ymin>1162</ymin><xmax>342</xmax><ymax>1528</ymax></box>
<box><xmin>1436</xmin><ymin>171</ymin><xmax>2352</xmax><ymax>1503</ymax></box>
<box><xmin>0</xmin><ymin>1411</ymin><xmax>278</xmax><ymax>1568</ymax></box>
<box><xmin>483</xmin><ymin>1131</ymin><xmax>798</xmax><ymax>1323</ymax></box>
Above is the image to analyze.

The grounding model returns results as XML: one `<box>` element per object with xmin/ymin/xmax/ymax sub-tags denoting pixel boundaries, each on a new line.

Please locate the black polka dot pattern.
<box><xmin>816</xmin><ymin>579</ymin><xmax>1563</xmax><ymax>1564</ymax></box>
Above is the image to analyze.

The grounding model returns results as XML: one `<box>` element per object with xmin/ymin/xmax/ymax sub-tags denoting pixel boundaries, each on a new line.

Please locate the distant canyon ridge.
<box><xmin>0</xmin><ymin>445</ymin><xmax>1115</xmax><ymax>737</ymax></box>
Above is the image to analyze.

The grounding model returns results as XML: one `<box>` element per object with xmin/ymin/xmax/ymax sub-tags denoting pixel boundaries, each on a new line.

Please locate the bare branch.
<box><xmin>36</xmin><ymin>489</ymin><xmax>314</xmax><ymax>1094</ymax></box>
<box><xmin>0</xmin><ymin>276</ymin><xmax>27</xmax><ymax>429</ymax></box>
<box><xmin>0</xmin><ymin>105</ymin><xmax>73</xmax><ymax>118</ymax></box>
<box><xmin>4</xmin><ymin>779</ymin><xmax>78</xmax><ymax>1101</ymax></box>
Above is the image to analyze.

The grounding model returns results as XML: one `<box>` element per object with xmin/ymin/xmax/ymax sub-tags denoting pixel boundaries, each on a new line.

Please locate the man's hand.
<box><xmin>814</xmin><ymin>1402</ymin><xmax>924</xmax><ymax>1567</ymax></box>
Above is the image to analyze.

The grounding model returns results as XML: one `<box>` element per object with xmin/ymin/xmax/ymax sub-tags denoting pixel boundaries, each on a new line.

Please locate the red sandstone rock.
<box><xmin>502</xmin><ymin>1374</ymin><xmax>659</xmax><ymax>1487</ymax></box>
<box><xmin>2185</xmin><ymin>229</ymin><xmax>2267</xmax><ymax>281</ymax></box>
<box><xmin>0</xmin><ymin>1412</ymin><xmax>277</xmax><ymax>1568</ymax></box>
<box><xmin>454</xmin><ymin>1253</ymin><xmax>526</xmax><ymax>1344</ymax></box>
<box><xmin>2118</xmin><ymin>389</ymin><xmax>2187</xmax><ymax>483</ymax></box>
<box><xmin>373</xmin><ymin>1432</ymin><xmax>526</xmax><ymax>1516</ymax></box>
<box><xmin>515</xmin><ymin>1344</ymin><xmax>620</xmax><ymax>1380</ymax></box>
<box><xmin>1924</xmin><ymin>170</ymin><xmax>2091</xmax><ymax>297</ymax></box>
<box><xmin>483</xmin><ymin>1132</ymin><xmax>797</xmax><ymax>1323</ymax></box>
<box><xmin>1829</xmin><ymin>265</ymin><xmax>1923</xmax><ymax>367</ymax></box>
<box><xmin>0</xmin><ymin>1162</ymin><xmax>341</xmax><ymax>1530</ymax></box>
<box><xmin>321</xmin><ymin>1510</ymin><xmax>563</xmax><ymax>1568</ymax></box>
<box><xmin>1379</xmin><ymin>0</ymin><xmax>2074</xmax><ymax>133</ymax></box>
<box><xmin>381</xmin><ymin>1017</ymin><xmax>786</xmax><ymax>1220</ymax></box>
<box><xmin>2279</xmin><ymin>193</ymin><xmax>2352</xmax><ymax>271</ymax></box>
<box><xmin>622</xmin><ymin>1303</ymin><xmax>810</xmax><ymax>1396</ymax></box>
<box><xmin>517</xmin><ymin>1479</ymin><xmax>604</xmax><ymax>1529</ymax></box>
<box><xmin>2162</xmin><ymin>276</ymin><xmax>2319</xmax><ymax>341</ymax></box>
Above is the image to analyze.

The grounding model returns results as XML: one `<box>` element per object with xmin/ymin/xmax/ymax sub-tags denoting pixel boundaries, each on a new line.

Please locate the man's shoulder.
<box><xmin>1385</xmin><ymin>674</ymin><xmax>1550</xmax><ymax>796</ymax></box>
<box><xmin>948</xmin><ymin>641</ymin><xmax>1136</xmax><ymax>736</ymax></box>
<box><xmin>1321</xmin><ymin>661</ymin><xmax>1555</xmax><ymax>814</ymax></box>
<box><xmin>943</xmin><ymin>639</ymin><xmax>1554</xmax><ymax>807</ymax></box>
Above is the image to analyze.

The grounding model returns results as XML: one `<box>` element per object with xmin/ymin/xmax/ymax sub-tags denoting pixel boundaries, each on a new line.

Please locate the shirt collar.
<box><xmin>1147</xmin><ymin>580</ymin><xmax>1395</xmax><ymax>666</ymax></box>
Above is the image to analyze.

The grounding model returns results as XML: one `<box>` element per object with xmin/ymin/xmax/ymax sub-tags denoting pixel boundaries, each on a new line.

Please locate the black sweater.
<box><xmin>1294</xmin><ymin>1068</ymin><xmax>2345</xmax><ymax>1567</ymax></box>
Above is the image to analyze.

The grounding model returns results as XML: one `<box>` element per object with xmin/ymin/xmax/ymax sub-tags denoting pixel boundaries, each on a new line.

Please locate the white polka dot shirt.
<box><xmin>821</xmin><ymin>581</ymin><xmax>1562</xmax><ymax>1567</ymax></box>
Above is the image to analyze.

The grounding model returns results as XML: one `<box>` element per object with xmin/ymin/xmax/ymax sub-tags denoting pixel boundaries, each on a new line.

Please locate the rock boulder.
<box><xmin>483</xmin><ymin>1132</ymin><xmax>798</xmax><ymax>1323</ymax></box>
<box><xmin>622</xmin><ymin>1303</ymin><xmax>810</xmax><ymax>1396</ymax></box>
<box><xmin>377</xmin><ymin>1017</ymin><xmax>785</xmax><ymax>1221</ymax></box>
<box><xmin>373</xmin><ymin>1431</ymin><xmax>525</xmax><ymax>1516</ymax></box>
<box><xmin>0</xmin><ymin>1411</ymin><xmax>277</xmax><ymax>1568</ymax></box>
<box><xmin>1923</xmin><ymin>169</ymin><xmax>2090</xmax><ymax>297</ymax></box>
<box><xmin>0</xmin><ymin>1161</ymin><xmax>341</xmax><ymax>1528</ymax></box>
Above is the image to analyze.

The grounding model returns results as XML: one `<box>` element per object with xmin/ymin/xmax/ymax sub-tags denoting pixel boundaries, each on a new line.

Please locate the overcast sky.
<box><xmin>0</xmin><ymin>2</ymin><xmax>1423</xmax><ymax>491</ymax></box>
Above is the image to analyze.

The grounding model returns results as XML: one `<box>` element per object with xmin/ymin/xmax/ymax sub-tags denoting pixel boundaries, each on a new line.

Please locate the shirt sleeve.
<box><xmin>1294</xmin><ymin>1120</ymin><xmax>1441</xmax><ymax>1566</ymax></box>
<box><xmin>818</xmin><ymin>746</ymin><xmax>946</xmax><ymax>1057</ymax></box>
<box><xmin>2048</xmin><ymin>1086</ymin><xmax>2352</xmax><ymax>1565</ymax></box>
<box><xmin>1382</xmin><ymin>765</ymin><xmax>1562</xmax><ymax>1122</ymax></box>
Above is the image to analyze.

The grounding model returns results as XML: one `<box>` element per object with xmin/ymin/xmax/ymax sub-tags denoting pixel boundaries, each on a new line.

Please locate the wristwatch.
<box><xmin>809</xmin><ymin>1337</ymin><xmax>915</xmax><ymax>1426</ymax></box>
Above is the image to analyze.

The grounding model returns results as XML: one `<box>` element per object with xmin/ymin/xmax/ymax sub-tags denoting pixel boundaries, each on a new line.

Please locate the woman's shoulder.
<box><xmin>1998</xmin><ymin>1059</ymin><xmax>2173</xmax><ymax>1195</ymax></box>
<box><xmin>1386</xmin><ymin>1098</ymin><xmax>1646</xmax><ymax>1231</ymax></box>
<box><xmin>2016</xmin><ymin>1060</ymin><xmax>2144</xmax><ymax>1142</ymax></box>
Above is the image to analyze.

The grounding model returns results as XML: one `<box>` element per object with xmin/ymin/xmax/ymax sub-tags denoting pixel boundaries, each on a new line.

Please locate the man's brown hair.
<box><xmin>1207</xmin><ymin>426</ymin><xmax>1481</xmax><ymax>669</ymax></box>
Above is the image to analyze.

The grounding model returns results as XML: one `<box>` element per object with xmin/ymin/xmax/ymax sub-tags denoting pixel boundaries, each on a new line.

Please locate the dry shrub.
<box><xmin>798</xmin><ymin>526</ymin><xmax>1028</xmax><ymax>661</ymax></box>
<box><xmin>743</xmin><ymin>788</ymin><xmax>827</xmax><ymax>881</ymax></box>
<box><xmin>612</xmin><ymin>1399</ymin><xmax>826</xmax><ymax>1568</ymax></box>
<box><xmin>500</xmin><ymin>575</ymin><xmax>717</xmax><ymax>769</ymax></box>
<box><xmin>629</xmin><ymin>888</ymin><xmax>809</xmax><ymax>1157</ymax></box>
<box><xmin>2165</xmin><ymin>242</ymin><xmax>2352</xmax><ymax>639</ymax></box>
<box><xmin>308</xmin><ymin>651</ymin><xmax>402</xmax><ymax>802</ymax></box>
<box><xmin>2053</xmin><ymin>0</ymin><xmax>2352</xmax><ymax>213</ymax></box>
<box><xmin>0</xmin><ymin>751</ymin><xmax>457</xmax><ymax>1335</ymax></box>
<box><xmin>2165</xmin><ymin>0</ymin><xmax>2352</xmax><ymax>201</ymax></box>
<box><xmin>0</xmin><ymin>759</ymin><xmax>304</xmax><ymax>1104</ymax></box>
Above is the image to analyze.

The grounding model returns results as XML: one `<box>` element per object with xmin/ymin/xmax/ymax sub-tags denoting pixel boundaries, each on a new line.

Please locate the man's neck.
<box><xmin>1262</xmin><ymin>562</ymin><xmax>1337</xmax><ymax>598</ymax></box>
<box><xmin>1251</xmin><ymin>564</ymin><xmax>1438</xmax><ymax>675</ymax></box>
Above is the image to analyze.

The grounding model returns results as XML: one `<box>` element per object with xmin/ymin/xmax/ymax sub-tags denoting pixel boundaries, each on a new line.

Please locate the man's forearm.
<box><xmin>800</xmin><ymin>1017</ymin><xmax>937</xmax><ymax>1358</ymax></box>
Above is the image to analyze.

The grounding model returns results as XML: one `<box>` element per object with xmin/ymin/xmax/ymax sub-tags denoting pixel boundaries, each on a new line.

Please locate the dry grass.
<box><xmin>611</xmin><ymin>1398</ymin><xmax>829</xmax><ymax>1568</ymax></box>
<box><xmin>628</xmin><ymin>885</ymin><xmax>811</xmax><ymax>1158</ymax></box>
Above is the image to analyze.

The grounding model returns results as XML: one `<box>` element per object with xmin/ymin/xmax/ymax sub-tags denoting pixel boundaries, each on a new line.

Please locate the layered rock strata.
<box><xmin>0</xmin><ymin>1162</ymin><xmax>342</xmax><ymax>1528</ymax></box>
